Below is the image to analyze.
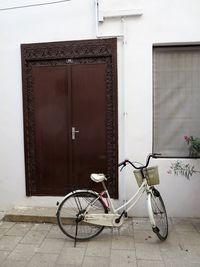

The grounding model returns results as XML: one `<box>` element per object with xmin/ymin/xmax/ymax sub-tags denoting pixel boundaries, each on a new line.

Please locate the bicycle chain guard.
<box><xmin>84</xmin><ymin>213</ymin><xmax>124</xmax><ymax>227</ymax></box>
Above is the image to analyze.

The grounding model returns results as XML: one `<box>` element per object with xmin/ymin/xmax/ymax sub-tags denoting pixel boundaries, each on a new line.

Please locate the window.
<box><xmin>153</xmin><ymin>45</ymin><xmax>200</xmax><ymax>157</ymax></box>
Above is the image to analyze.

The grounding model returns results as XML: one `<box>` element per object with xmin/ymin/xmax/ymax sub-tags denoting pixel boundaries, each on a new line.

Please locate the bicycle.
<box><xmin>56</xmin><ymin>153</ymin><xmax>168</xmax><ymax>246</ymax></box>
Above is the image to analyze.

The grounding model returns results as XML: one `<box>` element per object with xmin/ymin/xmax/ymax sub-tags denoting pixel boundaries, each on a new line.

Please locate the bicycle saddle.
<box><xmin>90</xmin><ymin>173</ymin><xmax>107</xmax><ymax>183</ymax></box>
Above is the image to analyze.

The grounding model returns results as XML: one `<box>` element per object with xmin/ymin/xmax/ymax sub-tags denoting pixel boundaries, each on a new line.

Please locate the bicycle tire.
<box><xmin>148</xmin><ymin>188</ymin><xmax>168</xmax><ymax>240</ymax></box>
<box><xmin>56</xmin><ymin>190</ymin><xmax>107</xmax><ymax>240</ymax></box>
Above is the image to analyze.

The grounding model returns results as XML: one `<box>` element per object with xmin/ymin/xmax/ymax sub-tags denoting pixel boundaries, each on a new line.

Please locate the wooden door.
<box><xmin>32</xmin><ymin>63</ymin><xmax>108</xmax><ymax>194</ymax></box>
<box><xmin>71</xmin><ymin>63</ymin><xmax>107</xmax><ymax>191</ymax></box>
<box><xmin>32</xmin><ymin>65</ymin><xmax>70</xmax><ymax>195</ymax></box>
<box><xmin>21</xmin><ymin>38</ymin><xmax>118</xmax><ymax>198</ymax></box>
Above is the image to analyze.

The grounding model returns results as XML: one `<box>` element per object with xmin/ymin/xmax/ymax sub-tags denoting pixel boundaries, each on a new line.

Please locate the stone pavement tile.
<box><xmin>114</xmin><ymin>226</ymin><xmax>134</xmax><ymax>237</ymax></box>
<box><xmin>135</xmin><ymin>243</ymin><xmax>162</xmax><ymax>261</ymax></box>
<box><xmin>109</xmin><ymin>227</ymin><xmax>121</xmax><ymax>236</ymax></box>
<box><xmin>0</xmin><ymin>228</ymin><xmax>10</xmax><ymax>238</ymax></box>
<box><xmin>31</xmin><ymin>223</ymin><xmax>53</xmax><ymax>232</ymax></box>
<box><xmin>101</xmin><ymin>223</ymin><xmax>133</xmax><ymax>238</ymax></box>
<box><xmin>137</xmin><ymin>259</ymin><xmax>165</xmax><ymax>267</ymax></box>
<box><xmin>161</xmin><ymin>245</ymin><xmax>200</xmax><ymax>267</ymax></box>
<box><xmin>57</xmin><ymin>247</ymin><xmax>85</xmax><ymax>265</ymax></box>
<box><xmin>159</xmin><ymin>231</ymin><xmax>182</xmax><ymax>248</ymax></box>
<box><xmin>1</xmin><ymin>259</ymin><xmax>28</xmax><ymax>267</ymax></box>
<box><xmin>102</xmin><ymin>227</ymin><xmax>113</xmax><ymax>235</ymax></box>
<box><xmin>82</xmin><ymin>256</ymin><xmax>109</xmax><ymax>267</ymax></box>
<box><xmin>134</xmin><ymin>230</ymin><xmax>160</xmax><ymax>244</ymax></box>
<box><xmin>6</xmin><ymin>243</ymin><xmax>36</xmax><ymax>261</ymax></box>
<box><xmin>191</xmin><ymin>218</ymin><xmax>200</xmax><ymax>223</ymax></box>
<box><xmin>46</xmin><ymin>225</ymin><xmax>69</xmax><ymax>239</ymax></box>
<box><xmin>111</xmin><ymin>235</ymin><xmax>135</xmax><ymax>250</ymax></box>
<box><xmin>134</xmin><ymin>217</ymin><xmax>173</xmax><ymax>232</ymax></box>
<box><xmin>133</xmin><ymin>218</ymin><xmax>152</xmax><ymax>231</ymax></box>
<box><xmin>6</xmin><ymin>222</ymin><xmax>33</xmax><ymax>236</ymax></box>
<box><xmin>191</xmin><ymin>221</ymin><xmax>200</xmax><ymax>232</ymax></box>
<box><xmin>160</xmin><ymin>245</ymin><xmax>189</xmax><ymax>260</ymax></box>
<box><xmin>178</xmin><ymin>231</ymin><xmax>200</xmax><ymax>246</ymax></box>
<box><xmin>93</xmin><ymin>230</ymin><xmax>112</xmax><ymax>241</ymax></box>
<box><xmin>172</xmin><ymin>217</ymin><xmax>193</xmax><ymax>224</ymax></box>
<box><xmin>183</xmin><ymin>245</ymin><xmax>200</xmax><ymax>264</ymax></box>
<box><xmin>172</xmin><ymin>221</ymin><xmax>196</xmax><ymax>232</ymax></box>
<box><xmin>86</xmin><ymin>240</ymin><xmax>111</xmax><ymax>257</ymax></box>
<box><xmin>0</xmin><ymin>251</ymin><xmax>9</xmax><ymax>264</ymax></box>
<box><xmin>113</xmin><ymin>220</ymin><xmax>134</xmax><ymax>237</ymax></box>
<box><xmin>21</xmin><ymin>230</ymin><xmax>49</xmax><ymax>245</ymax></box>
<box><xmin>0</xmin><ymin>236</ymin><xmax>22</xmax><ymax>251</ymax></box>
<box><xmin>27</xmin><ymin>252</ymin><xmax>58</xmax><ymax>267</ymax></box>
<box><xmin>110</xmin><ymin>249</ymin><xmax>136</xmax><ymax>267</ymax></box>
<box><xmin>133</xmin><ymin>217</ymin><xmax>150</xmax><ymax>223</ymax></box>
<box><xmin>163</xmin><ymin>258</ymin><xmax>192</xmax><ymax>267</ymax></box>
<box><xmin>0</xmin><ymin>222</ymin><xmax>15</xmax><ymax>229</ymax></box>
<box><xmin>37</xmin><ymin>238</ymin><xmax>65</xmax><ymax>254</ymax></box>
<box><xmin>63</xmin><ymin>239</ymin><xmax>88</xmax><ymax>248</ymax></box>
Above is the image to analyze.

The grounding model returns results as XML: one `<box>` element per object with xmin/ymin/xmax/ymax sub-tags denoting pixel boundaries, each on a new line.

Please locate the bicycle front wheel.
<box><xmin>57</xmin><ymin>190</ymin><xmax>107</xmax><ymax>240</ymax></box>
<box><xmin>148</xmin><ymin>188</ymin><xmax>168</xmax><ymax>240</ymax></box>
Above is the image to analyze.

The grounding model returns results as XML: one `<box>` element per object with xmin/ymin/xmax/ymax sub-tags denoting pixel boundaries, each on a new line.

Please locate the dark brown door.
<box><xmin>32</xmin><ymin>63</ymin><xmax>108</xmax><ymax>194</ymax></box>
<box><xmin>21</xmin><ymin>38</ymin><xmax>118</xmax><ymax>198</ymax></box>
<box><xmin>32</xmin><ymin>66</ymin><xmax>70</xmax><ymax>195</ymax></box>
<box><xmin>71</xmin><ymin>64</ymin><xmax>107</xmax><ymax>191</ymax></box>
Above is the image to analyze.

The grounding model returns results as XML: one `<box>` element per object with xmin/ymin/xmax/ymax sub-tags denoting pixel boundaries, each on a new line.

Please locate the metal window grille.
<box><xmin>153</xmin><ymin>46</ymin><xmax>200</xmax><ymax>157</ymax></box>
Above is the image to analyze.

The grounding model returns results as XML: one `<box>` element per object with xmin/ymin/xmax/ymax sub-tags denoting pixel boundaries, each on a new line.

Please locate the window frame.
<box><xmin>152</xmin><ymin>43</ymin><xmax>200</xmax><ymax>159</ymax></box>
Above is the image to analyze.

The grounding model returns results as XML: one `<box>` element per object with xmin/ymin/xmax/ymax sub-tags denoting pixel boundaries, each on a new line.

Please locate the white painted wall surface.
<box><xmin>0</xmin><ymin>0</ymin><xmax>200</xmax><ymax>217</ymax></box>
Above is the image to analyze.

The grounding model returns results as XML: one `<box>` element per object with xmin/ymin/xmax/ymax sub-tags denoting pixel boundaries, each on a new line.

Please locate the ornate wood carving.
<box><xmin>21</xmin><ymin>38</ymin><xmax>118</xmax><ymax>198</ymax></box>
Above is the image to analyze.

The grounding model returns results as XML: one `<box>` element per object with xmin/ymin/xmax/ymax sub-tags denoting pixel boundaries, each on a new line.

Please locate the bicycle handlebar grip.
<box><xmin>118</xmin><ymin>161</ymin><xmax>126</xmax><ymax>167</ymax></box>
<box><xmin>118</xmin><ymin>159</ymin><xmax>131</xmax><ymax>167</ymax></box>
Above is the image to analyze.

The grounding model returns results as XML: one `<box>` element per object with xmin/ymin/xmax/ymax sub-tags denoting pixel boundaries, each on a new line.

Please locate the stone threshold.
<box><xmin>3</xmin><ymin>206</ymin><xmax>57</xmax><ymax>224</ymax></box>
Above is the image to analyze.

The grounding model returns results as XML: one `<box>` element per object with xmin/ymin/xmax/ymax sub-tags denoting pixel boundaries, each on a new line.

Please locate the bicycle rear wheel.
<box><xmin>148</xmin><ymin>188</ymin><xmax>168</xmax><ymax>240</ymax></box>
<box><xmin>57</xmin><ymin>190</ymin><xmax>107</xmax><ymax>240</ymax></box>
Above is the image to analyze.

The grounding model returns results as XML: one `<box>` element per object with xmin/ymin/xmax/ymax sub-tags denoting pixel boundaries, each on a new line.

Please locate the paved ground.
<box><xmin>0</xmin><ymin>217</ymin><xmax>199</xmax><ymax>266</ymax></box>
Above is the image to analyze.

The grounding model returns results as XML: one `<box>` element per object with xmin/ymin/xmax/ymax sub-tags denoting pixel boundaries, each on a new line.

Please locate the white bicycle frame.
<box><xmin>83</xmin><ymin>177</ymin><xmax>156</xmax><ymax>228</ymax></box>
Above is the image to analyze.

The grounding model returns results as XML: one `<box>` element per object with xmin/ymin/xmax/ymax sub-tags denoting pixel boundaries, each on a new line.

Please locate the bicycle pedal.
<box><xmin>152</xmin><ymin>226</ymin><xmax>159</xmax><ymax>233</ymax></box>
<box><xmin>152</xmin><ymin>188</ymin><xmax>160</xmax><ymax>197</ymax></box>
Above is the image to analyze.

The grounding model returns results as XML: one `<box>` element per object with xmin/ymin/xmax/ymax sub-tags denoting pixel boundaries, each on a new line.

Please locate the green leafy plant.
<box><xmin>168</xmin><ymin>160</ymin><xmax>200</xmax><ymax>180</ymax></box>
<box><xmin>184</xmin><ymin>135</ymin><xmax>200</xmax><ymax>157</ymax></box>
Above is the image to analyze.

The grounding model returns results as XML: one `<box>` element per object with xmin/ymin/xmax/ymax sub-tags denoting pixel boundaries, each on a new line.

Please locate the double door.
<box><xmin>32</xmin><ymin>63</ymin><xmax>109</xmax><ymax>194</ymax></box>
<box><xmin>21</xmin><ymin>39</ymin><xmax>118</xmax><ymax>198</ymax></box>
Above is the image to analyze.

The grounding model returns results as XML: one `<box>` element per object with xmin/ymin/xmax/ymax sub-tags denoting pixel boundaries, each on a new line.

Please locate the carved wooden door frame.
<box><xmin>21</xmin><ymin>38</ymin><xmax>118</xmax><ymax>198</ymax></box>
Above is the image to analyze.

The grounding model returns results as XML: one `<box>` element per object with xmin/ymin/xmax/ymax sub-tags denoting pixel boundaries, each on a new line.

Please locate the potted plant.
<box><xmin>184</xmin><ymin>135</ymin><xmax>200</xmax><ymax>157</ymax></box>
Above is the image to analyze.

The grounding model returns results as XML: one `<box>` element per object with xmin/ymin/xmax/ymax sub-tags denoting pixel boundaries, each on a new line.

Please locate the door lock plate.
<box><xmin>72</xmin><ymin>127</ymin><xmax>79</xmax><ymax>140</ymax></box>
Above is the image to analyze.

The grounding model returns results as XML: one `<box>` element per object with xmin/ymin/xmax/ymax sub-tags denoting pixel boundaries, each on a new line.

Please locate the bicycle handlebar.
<box><xmin>118</xmin><ymin>153</ymin><xmax>161</xmax><ymax>170</ymax></box>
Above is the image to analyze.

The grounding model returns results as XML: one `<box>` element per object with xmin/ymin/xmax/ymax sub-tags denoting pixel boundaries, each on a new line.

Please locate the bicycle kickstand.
<box><xmin>74</xmin><ymin>220</ymin><xmax>78</xmax><ymax>248</ymax></box>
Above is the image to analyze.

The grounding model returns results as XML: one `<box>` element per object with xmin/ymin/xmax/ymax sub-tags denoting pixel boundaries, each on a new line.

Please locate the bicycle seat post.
<box><xmin>101</xmin><ymin>180</ymin><xmax>108</xmax><ymax>192</ymax></box>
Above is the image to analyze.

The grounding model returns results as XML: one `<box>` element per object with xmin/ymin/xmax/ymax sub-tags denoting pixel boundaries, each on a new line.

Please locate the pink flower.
<box><xmin>184</xmin><ymin>135</ymin><xmax>189</xmax><ymax>141</ymax></box>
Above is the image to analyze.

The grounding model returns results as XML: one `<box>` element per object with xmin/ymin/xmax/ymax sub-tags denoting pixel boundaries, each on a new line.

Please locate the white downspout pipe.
<box><xmin>94</xmin><ymin>0</ymin><xmax>142</xmax><ymax>204</ymax></box>
<box><xmin>121</xmin><ymin>17</ymin><xmax>128</xmax><ymax>204</ymax></box>
<box><xmin>94</xmin><ymin>0</ymin><xmax>126</xmax><ymax>204</ymax></box>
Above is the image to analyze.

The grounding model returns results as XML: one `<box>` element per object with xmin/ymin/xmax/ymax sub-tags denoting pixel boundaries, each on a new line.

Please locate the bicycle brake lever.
<box><xmin>105</xmin><ymin>174</ymin><xmax>110</xmax><ymax>180</ymax></box>
<box><xmin>120</xmin><ymin>162</ymin><xmax>126</xmax><ymax>172</ymax></box>
<box><xmin>120</xmin><ymin>166</ymin><xmax>124</xmax><ymax>172</ymax></box>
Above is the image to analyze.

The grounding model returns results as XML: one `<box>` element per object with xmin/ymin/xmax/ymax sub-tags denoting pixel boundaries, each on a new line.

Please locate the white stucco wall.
<box><xmin>0</xmin><ymin>0</ymin><xmax>200</xmax><ymax>217</ymax></box>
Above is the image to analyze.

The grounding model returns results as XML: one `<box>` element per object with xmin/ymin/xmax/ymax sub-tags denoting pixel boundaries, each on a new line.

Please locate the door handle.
<box><xmin>72</xmin><ymin>127</ymin><xmax>80</xmax><ymax>140</ymax></box>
